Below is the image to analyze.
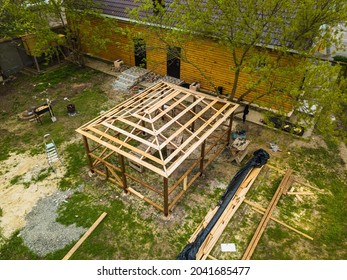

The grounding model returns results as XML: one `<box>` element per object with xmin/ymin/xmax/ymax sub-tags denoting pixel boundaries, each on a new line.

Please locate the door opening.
<box><xmin>167</xmin><ymin>46</ymin><xmax>181</xmax><ymax>79</ymax></box>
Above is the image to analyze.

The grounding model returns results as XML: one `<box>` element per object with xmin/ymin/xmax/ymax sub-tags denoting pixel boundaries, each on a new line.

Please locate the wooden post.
<box><xmin>191</xmin><ymin>96</ymin><xmax>197</xmax><ymax>132</ymax></box>
<box><xmin>104</xmin><ymin>164</ymin><xmax>109</xmax><ymax>179</ymax></box>
<box><xmin>200</xmin><ymin>140</ymin><xmax>206</xmax><ymax>176</ymax></box>
<box><xmin>82</xmin><ymin>136</ymin><xmax>93</xmax><ymax>171</ymax></box>
<box><xmin>227</xmin><ymin>113</ymin><xmax>234</xmax><ymax>145</ymax></box>
<box><xmin>164</xmin><ymin>177</ymin><xmax>169</xmax><ymax>216</ymax></box>
<box><xmin>141</xmin><ymin>120</ymin><xmax>146</xmax><ymax>136</ymax></box>
<box><xmin>183</xmin><ymin>176</ymin><xmax>188</xmax><ymax>191</ymax></box>
<box><xmin>33</xmin><ymin>56</ymin><xmax>40</xmax><ymax>72</ymax></box>
<box><xmin>118</xmin><ymin>154</ymin><xmax>128</xmax><ymax>193</ymax></box>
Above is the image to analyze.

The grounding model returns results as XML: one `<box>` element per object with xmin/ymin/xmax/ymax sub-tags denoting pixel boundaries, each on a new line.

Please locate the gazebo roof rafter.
<box><xmin>76</xmin><ymin>82</ymin><xmax>239</xmax><ymax>178</ymax></box>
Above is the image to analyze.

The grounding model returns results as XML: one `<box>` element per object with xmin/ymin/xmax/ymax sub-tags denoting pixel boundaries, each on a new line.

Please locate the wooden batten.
<box><xmin>76</xmin><ymin>82</ymin><xmax>239</xmax><ymax>215</ymax></box>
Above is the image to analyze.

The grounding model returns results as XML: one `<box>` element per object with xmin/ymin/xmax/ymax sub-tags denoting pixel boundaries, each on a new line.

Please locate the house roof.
<box><xmin>76</xmin><ymin>82</ymin><xmax>239</xmax><ymax>178</ymax></box>
<box><xmin>96</xmin><ymin>0</ymin><xmax>141</xmax><ymax>19</ymax></box>
<box><xmin>95</xmin><ymin>0</ymin><xmax>313</xmax><ymax>50</ymax></box>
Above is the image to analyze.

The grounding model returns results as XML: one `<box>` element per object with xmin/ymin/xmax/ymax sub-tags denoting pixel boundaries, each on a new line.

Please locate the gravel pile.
<box><xmin>20</xmin><ymin>189</ymin><xmax>87</xmax><ymax>257</ymax></box>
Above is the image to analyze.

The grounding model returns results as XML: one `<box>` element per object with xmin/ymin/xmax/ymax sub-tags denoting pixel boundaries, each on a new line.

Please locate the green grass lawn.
<box><xmin>0</xmin><ymin>63</ymin><xmax>346</xmax><ymax>260</ymax></box>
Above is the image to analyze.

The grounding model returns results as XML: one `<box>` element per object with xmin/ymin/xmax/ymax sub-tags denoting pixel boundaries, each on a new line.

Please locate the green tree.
<box><xmin>0</xmin><ymin>0</ymin><xmax>115</xmax><ymax>65</ymax></box>
<box><xmin>130</xmin><ymin>0</ymin><xmax>347</xmax><ymax>139</ymax></box>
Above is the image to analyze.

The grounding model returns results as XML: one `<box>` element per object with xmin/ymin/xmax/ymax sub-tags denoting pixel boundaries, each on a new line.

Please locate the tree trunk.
<box><xmin>229</xmin><ymin>67</ymin><xmax>240</xmax><ymax>101</ymax></box>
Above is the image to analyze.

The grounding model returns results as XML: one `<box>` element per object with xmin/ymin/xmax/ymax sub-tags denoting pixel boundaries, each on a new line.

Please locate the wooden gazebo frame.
<box><xmin>76</xmin><ymin>82</ymin><xmax>239</xmax><ymax>216</ymax></box>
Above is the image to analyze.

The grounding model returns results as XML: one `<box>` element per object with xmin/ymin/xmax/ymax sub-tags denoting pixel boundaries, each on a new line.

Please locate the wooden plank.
<box><xmin>267</xmin><ymin>164</ymin><xmax>286</xmax><ymax>174</ymax></box>
<box><xmin>244</xmin><ymin>199</ymin><xmax>314</xmax><ymax>240</ymax></box>
<box><xmin>164</xmin><ymin>177</ymin><xmax>169</xmax><ymax>216</ymax></box>
<box><xmin>146</xmin><ymin>88</ymin><xmax>183</xmax><ymax>115</ymax></box>
<box><xmin>127</xmin><ymin>187</ymin><xmax>164</xmax><ymax>211</ymax></box>
<box><xmin>172</xmin><ymin>97</ymin><xmax>214</xmax><ymax>128</ymax></box>
<box><xmin>242</xmin><ymin>170</ymin><xmax>287</xmax><ymax>260</ymax></box>
<box><xmin>188</xmin><ymin>206</ymin><xmax>219</xmax><ymax>243</ymax></box>
<box><xmin>168</xmin><ymin>155</ymin><xmax>202</xmax><ymax>194</ymax></box>
<box><xmin>287</xmin><ymin>191</ymin><xmax>314</xmax><ymax>195</ymax></box>
<box><xmin>117</xmin><ymin>116</ymin><xmax>155</xmax><ymax>136</ymax></box>
<box><xmin>101</xmin><ymin>122</ymin><xmax>159</xmax><ymax>150</ymax></box>
<box><xmin>165</xmin><ymin>103</ymin><xmax>236</xmax><ymax>172</ymax></box>
<box><xmin>250</xmin><ymin>206</ymin><xmax>314</xmax><ymax>240</ymax></box>
<box><xmin>183</xmin><ymin>176</ymin><xmax>188</xmax><ymax>191</ymax></box>
<box><xmin>158</xmin><ymin>99</ymin><xmax>219</xmax><ymax>150</ymax></box>
<box><xmin>192</xmin><ymin>166</ymin><xmax>263</xmax><ymax>260</ymax></box>
<box><xmin>282</xmin><ymin>170</ymin><xmax>293</xmax><ymax>194</ymax></box>
<box><xmin>78</xmin><ymin>128</ymin><xmax>167</xmax><ymax>177</ymax></box>
<box><xmin>198</xmin><ymin>197</ymin><xmax>245</xmax><ymax>259</ymax></box>
<box><xmin>124</xmin><ymin>172</ymin><xmax>162</xmax><ymax>195</ymax></box>
<box><xmin>156</xmin><ymin>96</ymin><xmax>205</xmax><ymax>134</ymax></box>
<box><xmin>267</xmin><ymin>164</ymin><xmax>323</xmax><ymax>192</ymax></box>
<box><xmin>118</xmin><ymin>154</ymin><xmax>128</xmax><ymax>192</ymax></box>
<box><xmin>207</xmin><ymin>254</ymin><xmax>218</xmax><ymax>260</ymax></box>
<box><xmin>105</xmin><ymin>165</ymin><xmax>123</xmax><ymax>186</ymax></box>
<box><xmin>92</xmin><ymin>169</ymin><xmax>122</xmax><ymax>187</ymax></box>
<box><xmin>133</xmin><ymin>86</ymin><xmax>177</xmax><ymax>115</ymax></box>
<box><xmin>86</xmin><ymin>126</ymin><xmax>164</xmax><ymax>166</ymax></box>
<box><xmin>62</xmin><ymin>212</ymin><xmax>107</xmax><ymax>260</ymax></box>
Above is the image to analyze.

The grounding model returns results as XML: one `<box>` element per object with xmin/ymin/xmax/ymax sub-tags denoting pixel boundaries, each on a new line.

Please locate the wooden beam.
<box><xmin>158</xmin><ymin>99</ymin><xmax>219</xmax><ymax>151</ymax></box>
<box><xmin>282</xmin><ymin>169</ymin><xmax>293</xmax><ymax>195</ymax></box>
<box><xmin>146</xmin><ymin>88</ymin><xmax>183</xmax><ymax>115</ymax></box>
<box><xmin>287</xmin><ymin>191</ymin><xmax>314</xmax><ymax>196</ymax></box>
<box><xmin>267</xmin><ymin>164</ymin><xmax>323</xmax><ymax>192</ymax></box>
<box><xmin>157</xmin><ymin>97</ymin><xmax>205</xmax><ymax>134</ymax></box>
<box><xmin>200</xmin><ymin>140</ymin><xmax>206</xmax><ymax>176</ymax></box>
<box><xmin>81</xmin><ymin>127</ymin><xmax>167</xmax><ymax>177</ymax></box>
<box><xmin>191</xmin><ymin>96</ymin><xmax>197</xmax><ymax>132</ymax></box>
<box><xmin>117</xmin><ymin>116</ymin><xmax>155</xmax><ymax>136</ymax></box>
<box><xmin>89</xmin><ymin>153</ymin><xmax>122</xmax><ymax>173</ymax></box>
<box><xmin>164</xmin><ymin>177</ymin><xmax>169</xmax><ymax>216</ymax></box>
<box><xmin>227</xmin><ymin>113</ymin><xmax>234</xmax><ymax>145</ymax></box>
<box><xmin>133</xmin><ymin>87</ymin><xmax>177</xmax><ymax>115</ymax></box>
<box><xmin>86</xmin><ymin>126</ymin><xmax>164</xmax><ymax>165</ymax></box>
<box><xmin>101</xmin><ymin>121</ymin><xmax>159</xmax><ymax>150</ymax></box>
<box><xmin>169</xmin><ymin>155</ymin><xmax>202</xmax><ymax>194</ymax></box>
<box><xmin>118</xmin><ymin>154</ymin><xmax>128</xmax><ymax>193</ymax></box>
<box><xmin>241</xmin><ymin>169</ymin><xmax>289</xmax><ymax>260</ymax></box>
<box><xmin>105</xmin><ymin>165</ymin><xmax>123</xmax><ymax>186</ymax></box>
<box><xmin>172</xmin><ymin>97</ymin><xmax>213</xmax><ymax>128</ymax></box>
<box><xmin>62</xmin><ymin>212</ymin><xmax>107</xmax><ymax>260</ymax></box>
<box><xmin>125</xmin><ymin>172</ymin><xmax>162</xmax><ymax>195</ymax></box>
<box><xmin>127</xmin><ymin>187</ymin><xmax>164</xmax><ymax>211</ymax></box>
<box><xmin>207</xmin><ymin>254</ymin><xmax>218</xmax><ymax>260</ymax></box>
<box><xmin>82</xmin><ymin>136</ymin><xmax>93</xmax><ymax>171</ymax></box>
<box><xmin>166</xmin><ymin>105</ymin><xmax>237</xmax><ymax>175</ymax></box>
<box><xmin>92</xmin><ymin>169</ymin><xmax>122</xmax><ymax>187</ymax></box>
<box><xmin>244</xmin><ymin>200</ymin><xmax>313</xmax><ymax>240</ymax></box>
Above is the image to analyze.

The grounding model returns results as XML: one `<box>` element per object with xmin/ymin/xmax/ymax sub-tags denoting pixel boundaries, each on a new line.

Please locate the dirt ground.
<box><xmin>0</xmin><ymin>152</ymin><xmax>65</xmax><ymax>238</ymax></box>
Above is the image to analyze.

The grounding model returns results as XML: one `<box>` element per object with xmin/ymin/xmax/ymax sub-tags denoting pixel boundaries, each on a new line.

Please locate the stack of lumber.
<box><xmin>190</xmin><ymin>166</ymin><xmax>263</xmax><ymax>260</ymax></box>
<box><xmin>177</xmin><ymin>148</ymin><xmax>269</xmax><ymax>260</ymax></box>
<box><xmin>241</xmin><ymin>169</ymin><xmax>293</xmax><ymax>260</ymax></box>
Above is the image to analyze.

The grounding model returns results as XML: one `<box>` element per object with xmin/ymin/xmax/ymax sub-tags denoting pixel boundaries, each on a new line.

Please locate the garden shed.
<box><xmin>76</xmin><ymin>82</ymin><xmax>239</xmax><ymax>216</ymax></box>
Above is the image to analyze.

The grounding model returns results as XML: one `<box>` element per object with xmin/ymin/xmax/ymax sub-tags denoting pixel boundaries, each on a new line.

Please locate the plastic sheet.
<box><xmin>177</xmin><ymin>149</ymin><xmax>270</xmax><ymax>260</ymax></box>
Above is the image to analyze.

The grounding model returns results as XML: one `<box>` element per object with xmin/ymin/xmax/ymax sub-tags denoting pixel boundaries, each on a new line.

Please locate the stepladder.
<box><xmin>44</xmin><ymin>134</ymin><xmax>63</xmax><ymax>171</ymax></box>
